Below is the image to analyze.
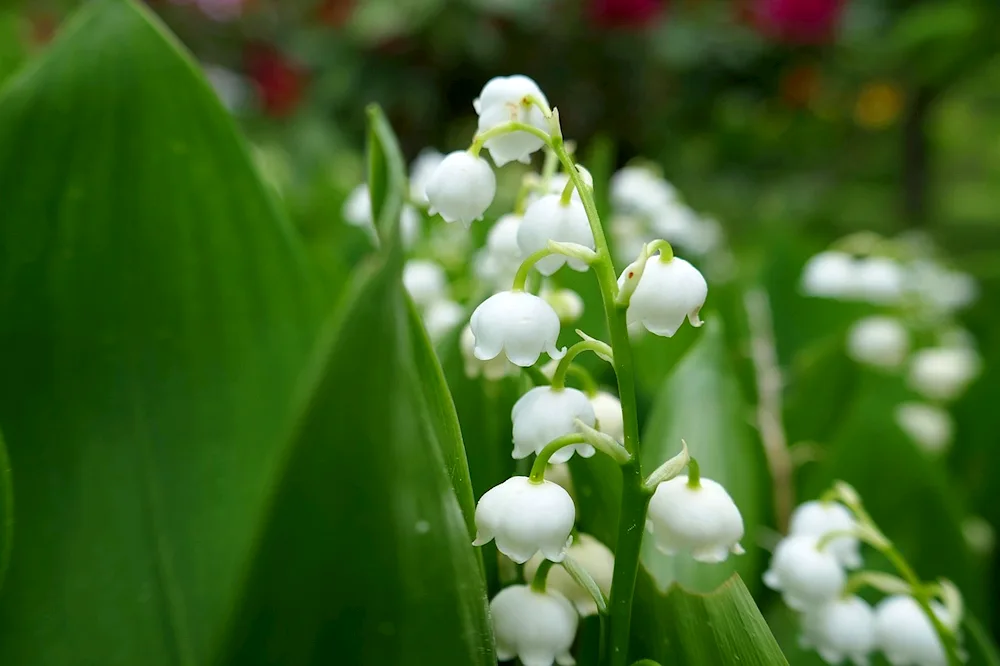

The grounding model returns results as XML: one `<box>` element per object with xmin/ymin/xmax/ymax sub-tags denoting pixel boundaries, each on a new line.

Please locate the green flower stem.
<box><xmin>686</xmin><ymin>457</ymin><xmax>701</xmax><ymax>488</ymax></box>
<box><xmin>645</xmin><ymin>239</ymin><xmax>674</xmax><ymax>261</ymax></box>
<box><xmin>522</xmin><ymin>365</ymin><xmax>551</xmax><ymax>387</ymax></box>
<box><xmin>469</xmin><ymin>121</ymin><xmax>551</xmax><ymax>157</ymax></box>
<box><xmin>531</xmin><ymin>559</ymin><xmax>555</xmax><ymax>593</ymax></box>
<box><xmin>548</xmin><ymin>134</ymin><xmax>646</xmax><ymax>666</ymax></box>
<box><xmin>529</xmin><ymin>433</ymin><xmax>589</xmax><ymax>482</ymax></box>
<box><xmin>561</xmin><ymin>556</ymin><xmax>609</xmax><ymax>615</ymax></box>
<box><xmin>559</xmin><ymin>176</ymin><xmax>577</xmax><ymax>205</ymax></box>
<box><xmin>564</xmin><ymin>363</ymin><xmax>599</xmax><ymax>396</ymax></box>
<box><xmin>513</xmin><ymin>248</ymin><xmax>559</xmax><ymax>291</ymax></box>
<box><xmin>552</xmin><ymin>339</ymin><xmax>614</xmax><ymax>389</ymax></box>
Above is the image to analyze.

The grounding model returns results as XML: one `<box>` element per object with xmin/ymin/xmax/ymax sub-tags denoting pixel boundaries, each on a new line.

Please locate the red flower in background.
<box><xmin>750</xmin><ymin>0</ymin><xmax>846</xmax><ymax>44</ymax></box>
<box><xmin>590</xmin><ymin>0</ymin><xmax>664</xmax><ymax>29</ymax></box>
<box><xmin>244</xmin><ymin>45</ymin><xmax>306</xmax><ymax>118</ymax></box>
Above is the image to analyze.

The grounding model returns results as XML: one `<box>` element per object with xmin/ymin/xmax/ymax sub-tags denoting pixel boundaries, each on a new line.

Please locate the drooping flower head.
<box><xmin>512</xmin><ymin>386</ymin><xmax>597</xmax><ymax>462</ymax></box>
<box><xmin>469</xmin><ymin>291</ymin><xmax>565</xmax><ymax>367</ymax></box>
<box><xmin>490</xmin><ymin>585</ymin><xmax>579</xmax><ymax>666</ymax></box>
<box><xmin>474</xmin><ymin>75</ymin><xmax>550</xmax><ymax>166</ymax></box>
<box><xmin>646</xmin><ymin>476</ymin><xmax>745</xmax><ymax>563</ymax></box>
<box><xmin>473</xmin><ymin>476</ymin><xmax>576</xmax><ymax>563</ymax></box>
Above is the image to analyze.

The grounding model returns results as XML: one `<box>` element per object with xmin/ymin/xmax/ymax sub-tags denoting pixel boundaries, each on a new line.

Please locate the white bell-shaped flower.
<box><xmin>474</xmin><ymin>75</ymin><xmax>550</xmax><ymax>167</ymax></box>
<box><xmin>646</xmin><ymin>476</ymin><xmax>745</xmax><ymax>563</ymax></box>
<box><xmin>846</xmin><ymin>316</ymin><xmax>910</xmax><ymax>370</ymax></box>
<box><xmin>490</xmin><ymin>584</ymin><xmax>578</xmax><ymax>666</ymax></box>
<box><xmin>763</xmin><ymin>535</ymin><xmax>846</xmax><ymax>611</ymax></box>
<box><xmin>425</xmin><ymin>150</ymin><xmax>496</xmax><ymax>227</ymax></box>
<box><xmin>409</xmin><ymin>148</ymin><xmax>445</xmax><ymax>205</ymax></box>
<box><xmin>342</xmin><ymin>184</ymin><xmax>421</xmax><ymax>248</ymax></box>
<box><xmin>623</xmin><ymin>255</ymin><xmax>707</xmax><ymax>337</ymax></box>
<box><xmin>402</xmin><ymin>260</ymin><xmax>447</xmax><ymax>310</ymax></box>
<box><xmin>789</xmin><ymin>500</ymin><xmax>862</xmax><ymax>569</ymax></box>
<box><xmin>801</xmin><ymin>251</ymin><xmax>858</xmax><ymax>299</ymax></box>
<box><xmin>800</xmin><ymin>596</ymin><xmax>877</xmax><ymax>666</ymax></box>
<box><xmin>895</xmin><ymin>402</ymin><xmax>954</xmax><ymax>454</ymax></box>
<box><xmin>856</xmin><ymin>256</ymin><xmax>904</xmax><ymax>305</ymax></box>
<box><xmin>907</xmin><ymin>346</ymin><xmax>980</xmax><ymax>402</ymax></box>
<box><xmin>470</xmin><ymin>291</ymin><xmax>566</xmax><ymax>367</ymax></box>
<box><xmin>875</xmin><ymin>595</ymin><xmax>952</xmax><ymax>666</ymax></box>
<box><xmin>909</xmin><ymin>260</ymin><xmax>978</xmax><ymax>315</ymax></box>
<box><xmin>525</xmin><ymin>533</ymin><xmax>614</xmax><ymax>617</ymax></box>
<box><xmin>512</xmin><ymin>387</ymin><xmax>596</xmax><ymax>462</ymax></box>
<box><xmin>461</xmin><ymin>324</ymin><xmax>516</xmax><ymax>381</ymax></box>
<box><xmin>590</xmin><ymin>390</ymin><xmax>624</xmax><ymax>443</ymax></box>
<box><xmin>423</xmin><ymin>299</ymin><xmax>464</xmax><ymax>344</ymax></box>
<box><xmin>610</xmin><ymin>165</ymin><xmax>676</xmax><ymax>218</ymax></box>
<box><xmin>473</xmin><ymin>476</ymin><xmax>576</xmax><ymax>563</ymax></box>
<box><xmin>541</xmin><ymin>286</ymin><xmax>585</xmax><ymax>324</ymax></box>
<box><xmin>476</xmin><ymin>213</ymin><xmax>524</xmax><ymax>289</ymax></box>
<box><xmin>517</xmin><ymin>195</ymin><xmax>595</xmax><ymax>275</ymax></box>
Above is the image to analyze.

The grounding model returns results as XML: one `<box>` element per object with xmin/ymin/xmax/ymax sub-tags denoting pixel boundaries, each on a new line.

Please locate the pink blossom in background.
<box><xmin>590</xmin><ymin>0</ymin><xmax>664</xmax><ymax>29</ymax></box>
<box><xmin>752</xmin><ymin>0</ymin><xmax>846</xmax><ymax>44</ymax></box>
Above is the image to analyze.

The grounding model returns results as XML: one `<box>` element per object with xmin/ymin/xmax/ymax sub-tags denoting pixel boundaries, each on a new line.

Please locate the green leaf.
<box><xmin>218</xmin><ymin>255</ymin><xmax>495</xmax><ymax>665</ymax></box>
<box><xmin>632</xmin><ymin>571</ymin><xmax>788</xmax><ymax>665</ymax></box>
<box><xmin>569</xmin><ymin>449</ymin><xmax>622</xmax><ymax>551</ymax></box>
<box><xmin>0</xmin><ymin>1</ymin><xmax>325</xmax><ymax>663</ymax></box>
<box><xmin>639</xmin><ymin>324</ymin><xmax>766</xmax><ymax>593</ymax></box>
<box><xmin>365</xmin><ymin>104</ymin><xmax>407</xmax><ymax>245</ymax></box>
<box><xmin>0</xmin><ymin>428</ymin><xmax>10</xmax><ymax>590</ymax></box>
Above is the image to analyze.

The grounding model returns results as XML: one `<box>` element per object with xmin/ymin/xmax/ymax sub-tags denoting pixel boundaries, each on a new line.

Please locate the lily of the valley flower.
<box><xmin>476</xmin><ymin>213</ymin><xmax>524</xmax><ymax>289</ymax></box>
<box><xmin>646</xmin><ymin>476</ymin><xmax>745</xmax><ymax>563</ymax></box>
<box><xmin>460</xmin><ymin>325</ymin><xmax>516</xmax><ymax>381</ymax></box>
<box><xmin>623</xmin><ymin>254</ymin><xmax>707</xmax><ymax>337</ymax></box>
<box><xmin>512</xmin><ymin>387</ymin><xmax>596</xmax><ymax>462</ymax></box>
<box><xmin>474</xmin><ymin>75</ymin><xmax>550</xmax><ymax>166</ymax></box>
<box><xmin>846</xmin><ymin>316</ymin><xmax>910</xmax><ymax>370</ymax></box>
<box><xmin>517</xmin><ymin>195</ymin><xmax>595</xmax><ymax>275</ymax></box>
<box><xmin>342</xmin><ymin>184</ymin><xmax>421</xmax><ymax>248</ymax></box>
<box><xmin>907</xmin><ymin>346</ymin><xmax>980</xmax><ymax>403</ymax></box>
<box><xmin>490</xmin><ymin>584</ymin><xmax>579</xmax><ymax>666</ymax></box>
<box><xmin>540</xmin><ymin>286</ymin><xmax>585</xmax><ymax>324</ymax></box>
<box><xmin>589</xmin><ymin>390</ymin><xmax>624</xmax><ymax>443</ymax></box>
<box><xmin>609</xmin><ymin>165</ymin><xmax>676</xmax><ymax>218</ymax></box>
<box><xmin>524</xmin><ymin>533</ymin><xmax>614</xmax><ymax>617</ymax></box>
<box><xmin>470</xmin><ymin>291</ymin><xmax>566</xmax><ymax>367</ymax></box>
<box><xmin>856</xmin><ymin>256</ymin><xmax>904</xmax><ymax>305</ymax></box>
<box><xmin>763</xmin><ymin>535</ymin><xmax>845</xmax><ymax>610</ymax></box>
<box><xmin>423</xmin><ymin>299</ymin><xmax>464</xmax><ymax>344</ymax></box>
<box><xmin>801</xmin><ymin>250</ymin><xmax>857</xmax><ymax>299</ymax></box>
<box><xmin>473</xmin><ymin>476</ymin><xmax>576</xmax><ymax>563</ymax></box>
<box><xmin>800</xmin><ymin>596</ymin><xmax>876</xmax><ymax>666</ymax></box>
<box><xmin>425</xmin><ymin>151</ymin><xmax>496</xmax><ymax>227</ymax></box>
<box><xmin>895</xmin><ymin>402</ymin><xmax>954</xmax><ymax>454</ymax></box>
<box><xmin>409</xmin><ymin>148</ymin><xmax>445</xmax><ymax>205</ymax></box>
<box><xmin>874</xmin><ymin>595</ymin><xmax>953</xmax><ymax>666</ymax></box>
<box><xmin>788</xmin><ymin>500</ymin><xmax>862</xmax><ymax>569</ymax></box>
<box><xmin>402</xmin><ymin>260</ymin><xmax>447</xmax><ymax>310</ymax></box>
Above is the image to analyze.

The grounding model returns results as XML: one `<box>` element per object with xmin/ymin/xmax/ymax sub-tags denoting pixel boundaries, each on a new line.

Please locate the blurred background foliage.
<box><xmin>2</xmin><ymin>0</ymin><xmax>999</xmax><ymax>660</ymax></box>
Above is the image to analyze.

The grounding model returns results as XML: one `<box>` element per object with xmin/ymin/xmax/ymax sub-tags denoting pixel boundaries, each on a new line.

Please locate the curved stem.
<box><xmin>470</xmin><ymin>121</ymin><xmax>551</xmax><ymax>156</ymax></box>
<box><xmin>561</xmin><ymin>556</ymin><xmax>609</xmax><ymax>615</ymax></box>
<box><xmin>646</xmin><ymin>238</ymin><xmax>674</xmax><ymax>261</ymax></box>
<box><xmin>552</xmin><ymin>339</ymin><xmax>614</xmax><ymax>389</ymax></box>
<box><xmin>529</xmin><ymin>433</ymin><xmax>589</xmax><ymax>482</ymax></box>
<box><xmin>564</xmin><ymin>363</ymin><xmax>599</xmax><ymax>396</ymax></box>
<box><xmin>531</xmin><ymin>559</ymin><xmax>555</xmax><ymax>593</ymax></box>
<box><xmin>685</xmin><ymin>457</ymin><xmax>701</xmax><ymax>488</ymax></box>
<box><xmin>513</xmin><ymin>247</ymin><xmax>559</xmax><ymax>291</ymax></box>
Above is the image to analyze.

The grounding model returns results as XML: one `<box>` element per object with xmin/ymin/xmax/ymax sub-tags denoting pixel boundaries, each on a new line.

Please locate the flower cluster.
<box><xmin>345</xmin><ymin>73</ymin><xmax>745</xmax><ymax>666</ymax></box>
<box><xmin>766</xmin><ymin>484</ymin><xmax>965</xmax><ymax>666</ymax></box>
<box><xmin>800</xmin><ymin>235</ymin><xmax>981</xmax><ymax>454</ymax></box>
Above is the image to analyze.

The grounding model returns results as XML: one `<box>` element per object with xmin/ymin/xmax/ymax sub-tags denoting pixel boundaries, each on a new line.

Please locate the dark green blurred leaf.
<box><xmin>220</xmin><ymin>255</ymin><xmax>494</xmax><ymax>666</ymax></box>
<box><xmin>366</xmin><ymin>104</ymin><xmax>407</xmax><ymax>244</ymax></box>
<box><xmin>633</xmin><ymin>570</ymin><xmax>788</xmax><ymax>665</ymax></box>
<box><xmin>0</xmin><ymin>0</ymin><xmax>325</xmax><ymax>663</ymax></box>
<box><xmin>640</xmin><ymin>324</ymin><xmax>767</xmax><ymax>592</ymax></box>
<box><xmin>0</xmin><ymin>429</ymin><xmax>10</xmax><ymax>589</ymax></box>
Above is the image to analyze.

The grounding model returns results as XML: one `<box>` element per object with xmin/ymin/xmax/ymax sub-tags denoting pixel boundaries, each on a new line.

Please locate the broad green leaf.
<box><xmin>633</xmin><ymin>571</ymin><xmax>788</xmax><ymax>665</ymax></box>
<box><xmin>569</xmin><ymin>450</ymin><xmax>622</xmax><ymax>552</ymax></box>
<box><xmin>366</xmin><ymin>104</ymin><xmax>407</xmax><ymax>243</ymax></box>
<box><xmin>0</xmin><ymin>1</ymin><xmax>325</xmax><ymax>663</ymax></box>
<box><xmin>0</xmin><ymin>428</ymin><xmax>10</xmax><ymax>589</ymax></box>
<box><xmin>640</xmin><ymin>323</ymin><xmax>767</xmax><ymax>592</ymax></box>
<box><xmin>218</xmin><ymin>255</ymin><xmax>494</xmax><ymax>666</ymax></box>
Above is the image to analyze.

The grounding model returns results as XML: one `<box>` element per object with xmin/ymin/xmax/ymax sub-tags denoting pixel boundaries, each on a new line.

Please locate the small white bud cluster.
<box><xmin>766</xmin><ymin>496</ymin><xmax>964</xmax><ymax>666</ymax></box>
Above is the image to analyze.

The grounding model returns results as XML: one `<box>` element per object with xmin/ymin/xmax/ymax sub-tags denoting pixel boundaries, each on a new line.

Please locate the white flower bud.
<box><xmin>517</xmin><ymin>195</ymin><xmax>595</xmax><ymax>276</ymax></box>
<box><xmin>909</xmin><ymin>260</ymin><xmax>978</xmax><ymax>314</ymax></box>
<box><xmin>409</xmin><ymin>148</ymin><xmax>445</xmax><ymax>205</ymax></box>
<box><xmin>789</xmin><ymin>501</ymin><xmax>862</xmax><ymax>569</ymax></box>
<box><xmin>476</xmin><ymin>213</ymin><xmax>524</xmax><ymax>288</ymax></box>
<box><xmin>646</xmin><ymin>476</ymin><xmax>745</xmax><ymax>563</ymax></box>
<box><xmin>470</xmin><ymin>291</ymin><xmax>566</xmax><ymax>367</ymax></box>
<box><xmin>423</xmin><ymin>299</ymin><xmax>464</xmax><ymax>344</ymax></box>
<box><xmin>856</xmin><ymin>256</ymin><xmax>904</xmax><ymax>305</ymax></box>
<box><xmin>800</xmin><ymin>596</ymin><xmax>876</xmax><ymax>666</ymax></box>
<box><xmin>589</xmin><ymin>391</ymin><xmax>624</xmax><ymax>443</ymax></box>
<box><xmin>402</xmin><ymin>260</ymin><xmax>447</xmax><ymax>310</ymax></box>
<box><xmin>801</xmin><ymin>251</ymin><xmax>858</xmax><ymax>299</ymax></box>
<box><xmin>763</xmin><ymin>535</ymin><xmax>846</xmax><ymax>611</ymax></box>
<box><xmin>512</xmin><ymin>387</ymin><xmax>596</xmax><ymax>463</ymax></box>
<box><xmin>460</xmin><ymin>324</ymin><xmax>516</xmax><ymax>381</ymax></box>
<box><xmin>425</xmin><ymin>151</ymin><xmax>496</xmax><ymax>227</ymax></box>
<box><xmin>610</xmin><ymin>165</ymin><xmax>676</xmax><ymax>217</ymax></box>
<box><xmin>623</xmin><ymin>256</ymin><xmax>707</xmax><ymax>337</ymax></box>
<box><xmin>875</xmin><ymin>595</ymin><xmax>952</xmax><ymax>666</ymax></box>
<box><xmin>473</xmin><ymin>476</ymin><xmax>576</xmax><ymax>563</ymax></box>
<box><xmin>907</xmin><ymin>346</ymin><xmax>980</xmax><ymax>402</ymax></box>
<box><xmin>846</xmin><ymin>316</ymin><xmax>910</xmax><ymax>369</ymax></box>
<box><xmin>524</xmin><ymin>533</ymin><xmax>614</xmax><ymax>617</ymax></box>
<box><xmin>541</xmin><ymin>287</ymin><xmax>585</xmax><ymax>324</ymax></box>
<box><xmin>895</xmin><ymin>402</ymin><xmax>953</xmax><ymax>454</ymax></box>
<box><xmin>342</xmin><ymin>184</ymin><xmax>372</xmax><ymax>228</ymax></box>
<box><xmin>474</xmin><ymin>75</ymin><xmax>550</xmax><ymax>167</ymax></box>
<box><xmin>490</xmin><ymin>584</ymin><xmax>578</xmax><ymax>666</ymax></box>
